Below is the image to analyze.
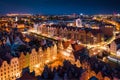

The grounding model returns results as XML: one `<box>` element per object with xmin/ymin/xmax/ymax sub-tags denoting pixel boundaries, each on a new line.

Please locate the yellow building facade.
<box><xmin>0</xmin><ymin>44</ymin><xmax>58</xmax><ymax>80</ymax></box>
<box><xmin>0</xmin><ymin>58</ymin><xmax>20</xmax><ymax>80</ymax></box>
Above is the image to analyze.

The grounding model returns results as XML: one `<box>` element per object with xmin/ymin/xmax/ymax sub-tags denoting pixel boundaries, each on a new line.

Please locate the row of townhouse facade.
<box><xmin>37</xmin><ymin>24</ymin><xmax>103</xmax><ymax>44</ymax></box>
<box><xmin>0</xmin><ymin>44</ymin><xmax>57</xmax><ymax>80</ymax></box>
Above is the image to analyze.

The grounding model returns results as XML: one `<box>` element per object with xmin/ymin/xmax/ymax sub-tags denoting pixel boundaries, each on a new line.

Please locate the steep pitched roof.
<box><xmin>91</xmin><ymin>29</ymin><xmax>102</xmax><ymax>36</ymax></box>
<box><xmin>114</xmin><ymin>38</ymin><xmax>120</xmax><ymax>45</ymax></box>
<box><xmin>3</xmin><ymin>53</ymin><xmax>13</xmax><ymax>64</ymax></box>
<box><xmin>6</xmin><ymin>37</ymin><xmax>11</xmax><ymax>46</ymax></box>
<box><xmin>13</xmin><ymin>37</ymin><xmax>25</xmax><ymax>45</ymax></box>
<box><xmin>18</xmin><ymin>72</ymin><xmax>37</xmax><ymax>80</ymax></box>
<box><xmin>0</xmin><ymin>58</ymin><xmax>3</xmax><ymax>67</ymax></box>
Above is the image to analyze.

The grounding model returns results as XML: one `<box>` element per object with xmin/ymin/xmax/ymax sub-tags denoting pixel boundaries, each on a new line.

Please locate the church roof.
<box><xmin>114</xmin><ymin>38</ymin><xmax>120</xmax><ymax>45</ymax></box>
<box><xmin>6</xmin><ymin>37</ymin><xmax>11</xmax><ymax>46</ymax></box>
<box><xmin>17</xmin><ymin>72</ymin><xmax>37</xmax><ymax>80</ymax></box>
<box><xmin>13</xmin><ymin>37</ymin><xmax>25</xmax><ymax>45</ymax></box>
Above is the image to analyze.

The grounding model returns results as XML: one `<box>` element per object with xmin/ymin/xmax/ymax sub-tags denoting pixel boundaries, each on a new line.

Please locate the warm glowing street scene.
<box><xmin>0</xmin><ymin>0</ymin><xmax>120</xmax><ymax>80</ymax></box>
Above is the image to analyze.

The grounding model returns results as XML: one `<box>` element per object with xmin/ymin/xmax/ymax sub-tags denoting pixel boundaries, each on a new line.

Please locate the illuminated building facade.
<box><xmin>0</xmin><ymin>58</ymin><xmax>20</xmax><ymax>80</ymax></box>
<box><xmin>110</xmin><ymin>38</ymin><xmax>120</xmax><ymax>55</ymax></box>
<box><xmin>38</xmin><ymin>24</ymin><xmax>103</xmax><ymax>44</ymax></box>
<box><xmin>75</xmin><ymin>18</ymin><xmax>83</xmax><ymax>27</ymax></box>
<box><xmin>0</xmin><ymin>44</ymin><xmax>58</xmax><ymax>80</ymax></box>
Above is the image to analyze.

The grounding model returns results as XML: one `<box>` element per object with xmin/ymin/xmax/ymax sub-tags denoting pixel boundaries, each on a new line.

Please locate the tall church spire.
<box><xmin>6</xmin><ymin>37</ymin><xmax>11</xmax><ymax>46</ymax></box>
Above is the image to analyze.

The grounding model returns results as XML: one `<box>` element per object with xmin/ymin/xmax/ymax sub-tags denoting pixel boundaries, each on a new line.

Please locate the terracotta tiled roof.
<box><xmin>72</xmin><ymin>43</ymin><xmax>84</xmax><ymax>51</ymax></box>
<box><xmin>62</xmin><ymin>41</ymin><xmax>71</xmax><ymax>49</ymax></box>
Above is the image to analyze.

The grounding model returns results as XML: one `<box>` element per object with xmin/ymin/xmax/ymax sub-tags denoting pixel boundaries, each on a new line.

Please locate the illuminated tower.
<box><xmin>34</xmin><ymin>23</ymin><xmax>39</xmax><ymax>31</ymax></box>
<box><xmin>15</xmin><ymin>16</ymin><xmax>18</xmax><ymax>22</ymax></box>
<box><xmin>76</xmin><ymin>18</ymin><xmax>83</xmax><ymax>27</ymax></box>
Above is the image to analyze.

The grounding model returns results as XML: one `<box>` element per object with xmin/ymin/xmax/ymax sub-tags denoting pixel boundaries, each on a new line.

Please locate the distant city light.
<box><xmin>80</xmin><ymin>13</ymin><xmax>83</xmax><ymax>16</ymax></box>
<box><xmin>15</xmin><ymin>16</ymin><xmax>18</xmax><ymax>22</ymax></box>
<box><xmin>0</xmin><ymin>11</ymin><xmax>120</xmax><ymax>80</ymax></box>
<box><xmin>117</xmin><ymin>14</ymin><xmax>120</xmax><ymax>16</ymax></box>
<box><xmin>117</xmin><ymin>50</ymin><xmax>120</xmax><ymax>56</ymax></box>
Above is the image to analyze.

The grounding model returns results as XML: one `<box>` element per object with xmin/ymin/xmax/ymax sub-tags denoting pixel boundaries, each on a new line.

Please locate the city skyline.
<box><xmin>0</xmin><ymin>0</ymin><xmax>120</xmax><ymax>80</ymax></box>
<box><xmin>0</xmin><ymin>0</ymin><xmax>120</xmax><ymax>15</ymax></box>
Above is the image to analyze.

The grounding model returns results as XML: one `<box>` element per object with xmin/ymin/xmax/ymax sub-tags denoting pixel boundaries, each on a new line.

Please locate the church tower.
<box><xmin>75</xmin><ymin>18</ymin><xmax>83</xmax><ymax>27</ymax></box>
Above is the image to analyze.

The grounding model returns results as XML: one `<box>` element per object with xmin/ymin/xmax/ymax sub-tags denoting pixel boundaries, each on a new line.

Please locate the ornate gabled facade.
<box><xmin>10</xmin><ymin>58</ymin><xmax>20</xmax><ymax>79</ymax></box>
<box><xmin>37</xmin><ymin>24</ymin><xmax>103</xmax><ymax>44</ymax></box>
<box><xmin>29</xmin><ymin>49</ymin><xmax>38</xmax><ymax>72</ymax></box>
<box><xmin>19</xmin><ymin>52</ymin><xmax>26</xmax><ymax>71</ymax></box>
<box><xmin>110</xmin><ymin>38</ymin><xmax>120</xmax><ymax>54</ymax></box>
<box><xmin>0</xmin><ymin>44</ymin><xmax>58</xmax><ymax>80</ymax></box>
<box><xmin>0</xmin><ymin>58</ymin><xmax>20</xmax><ymax>80</ymax></box>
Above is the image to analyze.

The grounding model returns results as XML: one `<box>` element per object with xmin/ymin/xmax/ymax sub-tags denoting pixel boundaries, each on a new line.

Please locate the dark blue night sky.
<box><xmin>0</xmin><ymin>0</ymin><xmax>120</xmax><ymax>15</ymax></box>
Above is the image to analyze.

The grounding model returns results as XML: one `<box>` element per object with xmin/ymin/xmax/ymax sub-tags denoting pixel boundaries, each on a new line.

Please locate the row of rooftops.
<box><xmin>0</xmin><ymin>28</ymin><xmax>29</xmax><ymax>66</ymax></box>
<box><xmin>0</xmin><ymin>33</ymin><xmax>55</xmax><ymax>66</ymax></box>
<box><xmin>42</xmin><ymin>24</ymin><xmax>103</xmax><ymax>35</ymax></box>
